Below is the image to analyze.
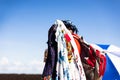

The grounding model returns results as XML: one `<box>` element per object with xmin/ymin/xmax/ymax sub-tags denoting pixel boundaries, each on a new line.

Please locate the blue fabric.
<box><xmin>102</xmin><ymin>54</ymin><xmax>120</xmax><ymax>80</ymax></box>
<box><xmin>97</xmin><ymin>44</ymin><xmax>110</xmax><ymax>50</ymax></box>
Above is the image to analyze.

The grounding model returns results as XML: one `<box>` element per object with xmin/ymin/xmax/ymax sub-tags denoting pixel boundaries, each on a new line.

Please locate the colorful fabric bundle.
<box><xmin>74</xmin><ymin>36</ymin><xmax>106</xmax><ymax>80</ymax></box>
<box><xmin>42</xmin><ymin>20</ymin><xmax>106</xmax><ymax>80</ymax></box>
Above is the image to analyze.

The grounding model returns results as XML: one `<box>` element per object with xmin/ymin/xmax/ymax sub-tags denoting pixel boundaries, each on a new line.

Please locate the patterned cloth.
<box><xmin>55</xmin><ymin>20</ymin><xmax>86</xmax><ymax>80</ymax></box>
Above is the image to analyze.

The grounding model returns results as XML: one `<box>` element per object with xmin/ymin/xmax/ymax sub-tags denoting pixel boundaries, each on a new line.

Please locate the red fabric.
<box><xmin>95</xmin><ymin>49</ymin><xmax>106</xmax><ymax>76</ymax></box>
<box><xmin>86</xmin><ymin>45</ymin><xmax>106</xmax><ymax>76</ymax></box>
<box><xmin>99</xmin><ymin>54</ymin><xmax>106</xmax><ymax>76</ymax></box>
<box><xmin>86</xmin><ymin>46</ymin><xmax>96</xmax><ymax>67</ymax></box>
<box><xmin>64</xmin><ymin>33</ymin><xmax>71</xmax><ymax>42</ymax></box>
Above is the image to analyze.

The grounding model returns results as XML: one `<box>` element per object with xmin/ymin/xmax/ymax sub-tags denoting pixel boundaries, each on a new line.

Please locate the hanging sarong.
<box><xmin>55</xmin><ymin>20</ymin><xmax>86</xmax><ymax>80</ymax></box>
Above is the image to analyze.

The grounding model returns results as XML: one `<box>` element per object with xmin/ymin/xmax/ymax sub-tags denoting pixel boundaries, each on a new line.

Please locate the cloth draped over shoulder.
<box><xmin>42</xmin><ymin>20</ymin><xmax>86</xmax><ymax>80</ymax></box>
<box><xmin>55</xmin><ymin>20</ymin><xmax>86</xmax><ymax>80</ymax></box>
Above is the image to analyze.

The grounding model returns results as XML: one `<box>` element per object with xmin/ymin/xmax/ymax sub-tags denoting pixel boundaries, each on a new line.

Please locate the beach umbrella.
<box><xmin>93</xmin><ymin>44</ymin><xmax>120</xmax><ymax>80</ymax></box>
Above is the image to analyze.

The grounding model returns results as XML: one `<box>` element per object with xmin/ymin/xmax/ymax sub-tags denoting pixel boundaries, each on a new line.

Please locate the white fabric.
<box><xmin>55</xmin><ymin>20</ymin><xmax>86</xmax><ymax>80</ymax></box>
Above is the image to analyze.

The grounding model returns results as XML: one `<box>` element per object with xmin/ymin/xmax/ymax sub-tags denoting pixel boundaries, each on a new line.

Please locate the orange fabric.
<box><xmin>72</xmin><ymin>34</ymin><xmax>81</xmax><ymax>54</ymax></box>
<box><xmin>74</xmin><ymin>38</ymin><xmax>81</xmax><ymax>54</ymax></box>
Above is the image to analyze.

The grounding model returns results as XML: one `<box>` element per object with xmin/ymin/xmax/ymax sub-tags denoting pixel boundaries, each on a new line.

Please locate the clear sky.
<box><xmin>0</xmin><ymin>0</ymin><xmax>120</xmax><ymax>74</ymax></box>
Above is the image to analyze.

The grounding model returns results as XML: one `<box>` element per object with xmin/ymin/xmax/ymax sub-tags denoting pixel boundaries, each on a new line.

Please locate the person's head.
<box><xmin>62</xmin><ymin>20</ymin><xmax>78</xmax><ymax>34</ymax></box>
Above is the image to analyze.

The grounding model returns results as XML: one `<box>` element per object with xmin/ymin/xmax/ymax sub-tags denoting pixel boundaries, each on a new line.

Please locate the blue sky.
<box><xmin>0</xmin><ymin>0</ymin><xmax>120</xmax><ymax>74</ymax></box>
